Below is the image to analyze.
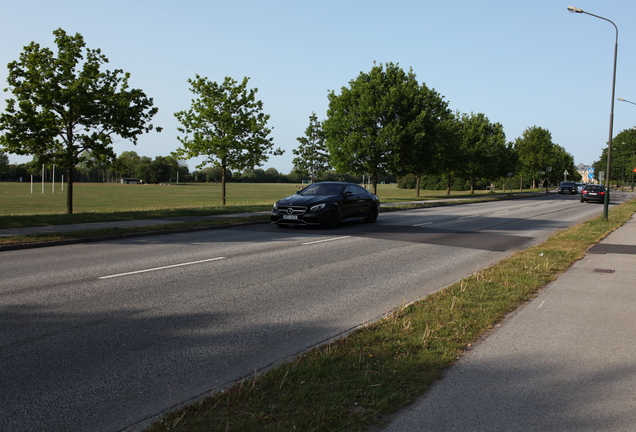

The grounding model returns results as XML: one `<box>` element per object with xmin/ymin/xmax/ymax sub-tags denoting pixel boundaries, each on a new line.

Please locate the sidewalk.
<box><xmin>378</xmin><ymin>214</ymin><xmax>636</xmax><ymax>432</ymax></box>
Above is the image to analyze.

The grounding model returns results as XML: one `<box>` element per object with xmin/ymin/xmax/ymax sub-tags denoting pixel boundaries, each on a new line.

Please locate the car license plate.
<box><xmin>283</xmin><ymin>215</ymin><xmax>298</xmax><ymax>220</ymax></box>
<box><xmin>589</xmin><ymin>193</ymin><xmax>597</xmax><ymax>195</ymax></box>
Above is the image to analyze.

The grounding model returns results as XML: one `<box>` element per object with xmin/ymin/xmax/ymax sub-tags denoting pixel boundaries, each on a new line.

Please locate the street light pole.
<box><xmin>567</xmin><ymin>6</ymin><xmax>618</xmax><ymax>220</ymax></box>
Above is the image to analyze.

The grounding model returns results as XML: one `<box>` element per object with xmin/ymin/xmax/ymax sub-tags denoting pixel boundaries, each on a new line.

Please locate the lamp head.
<box><xmin>618</xmin><ymin>98</ymin><xmax>627</xmax><ymax>101</ymax></box>
<box><xmin>567</xmin><ymin>6</ymin><xmax>584</xmax><ymax>13</ymax></box>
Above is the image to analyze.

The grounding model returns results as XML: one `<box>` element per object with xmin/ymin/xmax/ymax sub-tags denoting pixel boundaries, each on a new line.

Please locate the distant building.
<box><xmin>121</xmin><ymin>178</ymin><xmax>139</xmax><ymax>184</ymax></box>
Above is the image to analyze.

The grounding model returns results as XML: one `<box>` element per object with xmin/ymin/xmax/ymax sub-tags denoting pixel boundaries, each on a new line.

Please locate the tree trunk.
<box><xmin>221</xmin><ymin>164</ymin><xmax>227</xmax><ymax>206</ymax></box>
<box><xmin>416</xmin><ymin>176</ymin><xmax>421</xmax><ymax>197</ymax></box>
<box><xmin>371</xmin><ymin>173</ymin><xmax>378</xmax><ymax>195</ymax></box>
<box><xmin>66</xmin><ymin>166</ymin><xmax>74</xmax><ymax>214</ymax></box>
<box><xmin>470</xmin><ymin>177</ymin><xmax>475</xmax><ymax>194</ymax></box>
<box><xmin>446</xmin><ymin>175</ymin><xmax>451</xmax><ymax>195</ymax></box>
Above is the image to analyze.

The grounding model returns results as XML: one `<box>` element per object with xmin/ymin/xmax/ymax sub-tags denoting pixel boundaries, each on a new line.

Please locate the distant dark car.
<box><xmin>271</xmin><ymin>182</ymin><xmax>380</xmax><ymax>228</ymax></box>
<box><xmin>580</xmin><ymin>184</ymin><xmax>607</xmax><ymax>203</ymax></box>
<box><xmin>558</xmin><ymin>181</ymin><xmax>578</xmax><ymax>194</ymax></box>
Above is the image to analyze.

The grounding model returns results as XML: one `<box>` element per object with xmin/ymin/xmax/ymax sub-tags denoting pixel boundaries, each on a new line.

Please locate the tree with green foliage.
<box><xmin>0</xmin><ymin>28</ymin><xmax>160</xmax><ymax>213</ymax></box>
<box><xmin>116</xmin><ymin>151</ymin><xmax>143</xmax><ymax>178</ymax></box>
<box><xmin>292</xmin><ymin>112</ymin><xmax>330</xmax><ymax>183</ymax></box>
<box><xmin>457</xmin><ymin>112</ymin><xmax>509</xmax><ymax>193</ymax></box>
<box><xmin>323</xmin><ymin>62</ymin><xmax>437</xmax><ymax>194</ymax></box>
<box><xmin>549</xmin><ymin>144</ymin><xmax>579</xmax><ymax>184</ymax></box>
<box><xmin>601</xmin><ymin>128</ymin><xmax>636</xmax><ymax>188</ymax></box>
<box><xmin>138</xmin><ymin>156</ymin><xmax>172</xmax><ymax>183</ymax></box>
<box><xmin>0</xmin><ymin>151</ymin><xmax>9</xmax><ymax>177</ymax></box>
<box><xmin>391</xmin><ymin>83</ymin><xmax>453</xmax><ymax>196</ymax></box>
<box><xmin>429</xmin><ymin>115</ymin><xmax>464</xmax><ymax>195</ymax></box>
<box><xmin>514</xmin><ymin>126</ymin><xmax>556</xmax><ymax>189</ymax></box>
<box><xmin>175</xmin><ymin>75</ymin><xmax>282</xmax><ymax>205</ymax></box>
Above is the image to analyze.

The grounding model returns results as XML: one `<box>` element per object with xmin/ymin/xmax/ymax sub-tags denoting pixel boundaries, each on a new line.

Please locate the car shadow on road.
<box><xmin>252</xmin><ymin>214</ymin><xmax>571</xmax><ymax>252</ymax></box>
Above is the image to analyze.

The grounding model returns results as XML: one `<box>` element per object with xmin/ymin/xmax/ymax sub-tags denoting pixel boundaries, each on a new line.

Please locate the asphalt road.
<box><xmin>0</xmin><ymin>193</ymin><xmax>628</xmax><ymax>432</ymax></box>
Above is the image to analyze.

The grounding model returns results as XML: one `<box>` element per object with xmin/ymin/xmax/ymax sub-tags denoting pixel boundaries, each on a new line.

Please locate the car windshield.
<box><xmin>585</xmin><ymin>185</ymin><xmax>604</xmax><ymax>192</ymax></box>
<box><xmin>301</xmin><ymin>184</ymin><xmax>343</xmax><ymax>196</ymax></box>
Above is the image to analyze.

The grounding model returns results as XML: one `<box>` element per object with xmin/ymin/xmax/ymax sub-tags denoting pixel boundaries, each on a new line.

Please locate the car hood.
<box><xmin>276</xmin><ymin>194</ymin><xmax>336</xmax><ymax>206</ymax></box>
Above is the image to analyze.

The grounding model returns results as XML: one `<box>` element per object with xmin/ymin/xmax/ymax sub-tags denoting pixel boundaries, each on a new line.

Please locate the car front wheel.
<box><xmin>364</xmin><ymin>204</ymin><xmax>378</xmax><ymax>223</ymax></box>
<box><xmin>325</xmin><ymin>207</ymin><xmax>340</xmax><ymax>229</ymax></box>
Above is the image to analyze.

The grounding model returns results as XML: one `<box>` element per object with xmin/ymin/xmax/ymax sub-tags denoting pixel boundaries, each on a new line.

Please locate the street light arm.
<box><xmin>618</xmin><ymin>98</ymin><xmax>636</xmax><ymax>106</ymax></box>
<box><xmin>567</xmin><ymin>7</ymin><xmax>618</xmax><ymax>42</ymax></box>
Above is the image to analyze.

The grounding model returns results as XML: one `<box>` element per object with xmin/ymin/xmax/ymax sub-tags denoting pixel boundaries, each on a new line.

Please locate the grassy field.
<box><xmin>0</xmin><ymin>181</ymin><xmax>519</xmax><ymax>215</ymax></box>
<box><xmin>0</xmin><ymin>181</ymin><xmax>527</xmax><ymax>229</ymax></box>
<box><xmin>0</xmin><ymin>182</ymin><xmax>299</xmax><ymax>215</ymax></box>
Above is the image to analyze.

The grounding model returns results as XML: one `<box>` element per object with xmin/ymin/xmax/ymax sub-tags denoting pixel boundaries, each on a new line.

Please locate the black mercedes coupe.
<box><xmin>271</xmin><ymin>182</ymin><xmax>380</xmax><ymax>228</ymax></box>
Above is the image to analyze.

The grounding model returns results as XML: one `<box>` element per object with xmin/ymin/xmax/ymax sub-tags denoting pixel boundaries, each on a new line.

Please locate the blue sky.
<box><xmin>2</xmin><ymin>1</ymin><xmax>636</xmax><ymax>174</ymax></box>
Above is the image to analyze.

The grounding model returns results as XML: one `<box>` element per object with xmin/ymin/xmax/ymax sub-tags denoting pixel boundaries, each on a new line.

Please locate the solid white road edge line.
<box><xmin>98</xmin><ymin>257</ymin><xmax>226</xmax><ymax>279</ymax></box>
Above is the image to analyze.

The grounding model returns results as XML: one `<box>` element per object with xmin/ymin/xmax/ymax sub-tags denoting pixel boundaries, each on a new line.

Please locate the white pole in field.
<box><xmin>42</xmin><ymin>164</ymin><xmax>44</xmax><ymax>194</ymax></box>
<box><xmin>52</xmin><ymin>164</ymin><xmax>55</xmax><ymax>193</ymax></box>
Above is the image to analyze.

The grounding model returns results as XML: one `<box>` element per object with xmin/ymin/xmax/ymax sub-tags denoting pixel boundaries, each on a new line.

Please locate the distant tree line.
<box><xmin>0</xmin><ymin>148</ymin><xmax>396</xmax><ymax>185</ymax></box>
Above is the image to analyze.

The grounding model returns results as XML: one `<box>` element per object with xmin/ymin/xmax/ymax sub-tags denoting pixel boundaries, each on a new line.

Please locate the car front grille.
<box><xmin>277</xmin><ymin>206</ymin><xmax>307</xmax><ymax>215</ymax></box>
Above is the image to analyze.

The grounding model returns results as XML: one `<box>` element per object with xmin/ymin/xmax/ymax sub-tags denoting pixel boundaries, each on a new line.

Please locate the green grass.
<box><xmin>0</xmin><ymin>182</ymin><xmax>297</xmax><ymax>215</ymax></box>
<box><xmin>0</xmin><ymin>181</ymin><xmax>537</xmax><ymax>228</ymax></box>
<box><xmin>0</xmin><ymin>181</ymin><xmax>545</xmax><ymax>246</ymax></box>
<box><xmin>143</xmin><ymin>197</ymin><xmax>636</xmax><ymax>432</ymax></box>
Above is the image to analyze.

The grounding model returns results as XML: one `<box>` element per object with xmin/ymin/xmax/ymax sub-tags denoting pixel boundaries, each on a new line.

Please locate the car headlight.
<box><xmin>310</xmin><ymin>203</ymin><xmax>326</xmax><ymax>212</ymax></box>
<box><xmin>272</xmin><ymin>202</ymin><xmax>279</xmax><ymax>211</ymax></box>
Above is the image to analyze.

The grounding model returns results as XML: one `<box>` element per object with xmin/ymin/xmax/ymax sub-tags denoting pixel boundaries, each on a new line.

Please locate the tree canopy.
<box><xmin>0</xmin><ymin>28</ymin><xmax>160</xmax><ymax>213</ymax></box>
<box><xmin>457</xmin><ymin>112</ymin><xmax>510</xmax><ymax>193</ymax></box>
<box><xmin>596</xmin><ymin>128</ymin><xmax>636</xmax><ymax>187</ymax></box>
<box><xmin>514</xmin><ymin>126</ymin><xmax>555</xmax><ymax>188</ymax></box>
<box><xmin>292</xmin><ymin>112</ymin><xmax>330</xmax><ymax>183</ymax></box>
<box><xmin>0</xmin><ymin>151</ymin><xmax>9</xmax><ymax>176</ymax></box>
<box><xmin>323</xmin><ymin>62</ymin><xmax>445</xmax><ymax>194</ymax></box>
<box><xmin>174</xmin><ymin>75</ymin><xmax>282</xmax><ymax>205</ymax></box>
